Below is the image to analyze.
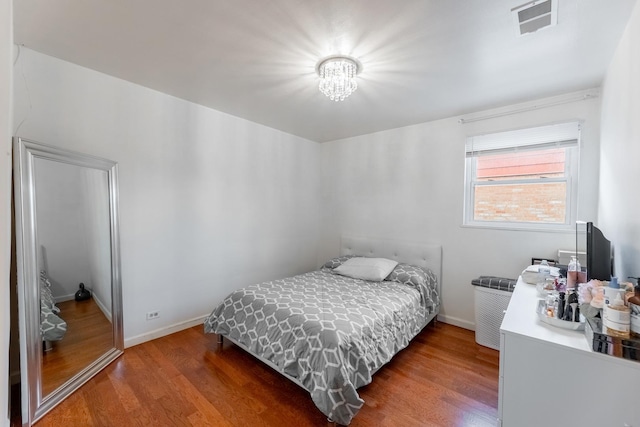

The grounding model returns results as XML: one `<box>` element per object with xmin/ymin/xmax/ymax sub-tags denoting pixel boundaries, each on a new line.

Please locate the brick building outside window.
<box><xmin>464</xmin><ymin>122</ymin><xmax>580</xmax><ymax>229</ymax></box>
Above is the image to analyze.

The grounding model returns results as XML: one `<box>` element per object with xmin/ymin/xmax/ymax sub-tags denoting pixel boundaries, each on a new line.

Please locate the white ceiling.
<box><xmin>13</xmin><ymin>0</ymin><xmax>638</xmax><ymax>142</ymax></box>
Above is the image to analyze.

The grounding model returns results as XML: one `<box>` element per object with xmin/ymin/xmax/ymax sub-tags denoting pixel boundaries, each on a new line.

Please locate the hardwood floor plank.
<box><xmin>34</xmin><ymin>388</ymin><xmax>94</xmax><ymax>427</ymax></box>
<box><xmin>170</xmin><ymin>374</ymin><xmax>232</xmax><ymax>427</ymax></box>
<box><xmin>14</xmin><ymin>322</ymin><xmax>498</xmax><ymax>426</ymax></box>
<box><xmin>107</xmin><ymin>367</ymin><xmax>142</xmax><ymax>413</ymax></box>
<box><xmin>201</xmin><ymin>345</ymin><xmax>261</xmax><ymax>388</ymax></box>
<box><xmin>364</xmin><ymin>380</ymin><xmax>494</xmax><ymax>425</ymax></box>
<box><xmin>126</xmin><ymin>406</ymin><xmax>159</xmax><ymax>427</ymax></box>
<box><xmin>83</xmin><ymin>374</ymin><xmax>131</xmax><ymax>427</ymax></box>
<box><xmin>41</xmin><ymin>298</ymin><xmax>113</xmax><ymax>395</ymax></box>
<box><xmin>124</xmin><ymin>374</ymin><xmax>185</xmax><ymax>427</ymax></box>
<box><xmin>155</xmin><ymin>394</ymin><xmax>197</xmax><ymax>427</ymax></box>
<box><xmin>136</xmin><ymin>342</ymin><xmax>184</xmax><ymax>379</ymax></box>
<box><xmin>182</xmin><ymin>365</ymin><xmax>271</xmax><ymax>426</ymax></box>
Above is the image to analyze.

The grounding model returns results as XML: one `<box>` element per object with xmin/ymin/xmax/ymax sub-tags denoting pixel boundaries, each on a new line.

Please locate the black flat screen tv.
<box><xmin>586</xmin><ymin>222</ymin><xmax>612</xmax><ymax>281</ymax></box>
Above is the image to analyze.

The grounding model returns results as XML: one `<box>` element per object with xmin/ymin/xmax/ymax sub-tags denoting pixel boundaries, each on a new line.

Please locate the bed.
<box><xmin>204</xmin><ymin>236</ymin><xmax>442</xmax><ymax>425</ymax></box>
<box><xmin>40</xmin><ymin>269</ymin><xmax>67</xmax><ymax>346</ymax></box>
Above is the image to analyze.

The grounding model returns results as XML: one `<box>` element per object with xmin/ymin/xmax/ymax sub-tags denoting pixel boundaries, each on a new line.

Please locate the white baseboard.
<box><xmin>124</xmin><ymin>315</ymin><xmax>208</xmax><ymax>348</ymax></box>
<box><xmin>437</xmin><ymin>314</ymin><xmax>475</xmax><ymax>331</ymax></box>
<box><xmin>92</xmin><ymin>294</ymin><xmax>112</xmax><ymax>323</ymax></box>
<box><xmin>54</xmin><ymin>293</ymin><xmax>75</xmax><ymax>303</ymax></box>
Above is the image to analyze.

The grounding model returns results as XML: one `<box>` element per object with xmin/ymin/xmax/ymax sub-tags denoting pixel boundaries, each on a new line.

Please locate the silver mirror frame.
<box><xmin>13</xmin><ymin>137</ymin><xmax>124</xmax><ymax>426</ymax></box>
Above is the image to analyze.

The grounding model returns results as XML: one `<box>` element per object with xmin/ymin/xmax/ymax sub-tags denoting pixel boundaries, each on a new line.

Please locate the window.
<box><xmin>464</xmin><ymin>122</ymin><xmax>580</xmax><ymax>230</ymax></box>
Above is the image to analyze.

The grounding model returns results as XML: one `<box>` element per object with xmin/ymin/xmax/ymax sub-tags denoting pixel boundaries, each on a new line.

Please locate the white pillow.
<box><xmin>333</xmin><ymin>257</ymin><xmax>399</xmax><ymax>282</ymax></box>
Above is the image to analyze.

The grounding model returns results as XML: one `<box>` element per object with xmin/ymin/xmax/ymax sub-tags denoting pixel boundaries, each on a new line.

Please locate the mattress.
<box><xmin>204</xmin><ymin>263</ymin><xmax>439</xmax><ymax>425</ymax></box>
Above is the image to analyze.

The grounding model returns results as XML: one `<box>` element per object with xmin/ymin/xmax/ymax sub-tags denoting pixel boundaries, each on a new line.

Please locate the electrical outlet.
<box><xmin>146</xmin><ymin>311</ymin><xmax>160</xmax><ymax>320</ymax></box>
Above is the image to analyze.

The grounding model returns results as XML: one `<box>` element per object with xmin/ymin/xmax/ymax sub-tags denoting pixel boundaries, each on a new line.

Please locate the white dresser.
<box><xmin>498</xmin><ymin>277</ymin><xmax>640</xmax><ymax>427</ymax></box>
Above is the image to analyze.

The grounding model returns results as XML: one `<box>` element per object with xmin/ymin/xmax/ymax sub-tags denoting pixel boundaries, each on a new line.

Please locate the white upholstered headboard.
<box><xmin>340</xmin><ymin>235</ymin><xmax>442</xmax><ymax>295</ymax></box>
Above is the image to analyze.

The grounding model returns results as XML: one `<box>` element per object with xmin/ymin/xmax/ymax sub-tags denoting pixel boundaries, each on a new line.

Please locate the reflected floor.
<box><xmin>42</xmin><ymin>298</ymin><xmax>113</xmax><ymax>395</ymax></box>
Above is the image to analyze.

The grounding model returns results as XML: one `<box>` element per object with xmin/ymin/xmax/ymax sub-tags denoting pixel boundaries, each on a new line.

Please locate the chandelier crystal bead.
<box><xmin>317</xmin><ymin>56</ymin><xmax>359</xmax><ymax>102</ymax></box>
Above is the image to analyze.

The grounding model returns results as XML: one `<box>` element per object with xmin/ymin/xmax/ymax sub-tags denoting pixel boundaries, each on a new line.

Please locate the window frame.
<box><xmin>463</xmin><ymin>122</ymin><xmax>580</xmax><ymax>231</ymax></box>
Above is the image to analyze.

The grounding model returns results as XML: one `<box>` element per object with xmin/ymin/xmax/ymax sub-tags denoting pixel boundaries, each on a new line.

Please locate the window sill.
<box><xmin>461</xmin><ymin>222</ymin><xmax>575</xmax><ymax>233</ymax></box>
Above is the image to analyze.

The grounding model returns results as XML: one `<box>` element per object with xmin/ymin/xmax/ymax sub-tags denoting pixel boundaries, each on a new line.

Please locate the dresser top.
<box><xmin>501</xmin><ymin>277</ymin><xmax>590</xmax><ymax>351</ymax></box>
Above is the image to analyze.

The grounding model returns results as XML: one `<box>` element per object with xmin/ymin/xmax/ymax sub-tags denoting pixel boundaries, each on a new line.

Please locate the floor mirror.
<box><xmin>13</xmin><ymin>137</ymin><xmax>124</xmax><ymax>426</ymax></box>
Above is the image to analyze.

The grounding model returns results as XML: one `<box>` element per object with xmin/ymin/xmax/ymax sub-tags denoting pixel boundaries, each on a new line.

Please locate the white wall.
<box><xmin>35</xmin><ymin>159</ymin><xmax>93</xmax><ymax>300</ymax></box>
<box><xmin>1</xmin><ymin>0</ymin><xmax>11</xmax><ymax>424</ymax></box>
<box><xmin>80</xmin><ymin>167</ymin><xmax>112</xmax><ymax>317</ymax></box>
<box><xmin>8</xmin><ymin>43</ymin><xmax>610</xmax><ymax>350</ymax></box>
<box><xmin>13</xmin><ymin>48</ymin><xmax>321</xmax><ymax>345</ymax></box>
<box><xmin>599</xmin><ymin>1</ymin><xmax>640</xmax><ymax>281</ymax></box>
<box><xmin>319</xmin><ymin>92</ymin><xmax>602</xmax><ymax>329</ymax></box>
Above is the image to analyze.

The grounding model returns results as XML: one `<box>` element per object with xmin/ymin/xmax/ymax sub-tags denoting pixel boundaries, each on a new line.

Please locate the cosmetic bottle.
<box><xmin>563</xmin><ymin>289</ymin><xmax>579</xmax><ymax>322</ymax></box>
<box><xmin>628</xmin><ymin>281</ymin><xmax>640</xmax><ymax>337</ymax></box>
<box><xmin>538</xmin><ymin>260</ymin><xmax>551</xmax><ymax>281</ymax></box>
<box><xmin>603</xmin><ymin>277</ymin><xmax>624</xmax><ymax>304</ymax></box>
<box><xmin>567</xmin><ymin>256</ymin><xmax>580</xmax><ymax>289</ymax></box>
<box><xmin>603</xmin><ymin>291</ymin><xmax>630</xmax><ymax>338</ymax></box>
<box><xmin>572</xmin><ymin>293</ymin><xmax>580</xmax><ymax>322</ymax></box>
<box><xmin>557</xmin><ymin>292</ymin><xmax>565</xmax><ymax>320</ymax></box>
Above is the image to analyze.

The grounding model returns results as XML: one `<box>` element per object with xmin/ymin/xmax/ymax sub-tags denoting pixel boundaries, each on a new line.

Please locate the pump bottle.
<box><xmin>628</xmin><ymin>280</ymin><xmax>640</xmax><ymax>337</ymax></box>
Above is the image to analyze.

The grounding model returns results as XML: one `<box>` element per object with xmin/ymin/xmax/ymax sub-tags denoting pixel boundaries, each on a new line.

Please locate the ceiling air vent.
<box><xmin>511</xmin><ymin>0</ymin><xmax>558</xmax><ymax>36</ymax></box>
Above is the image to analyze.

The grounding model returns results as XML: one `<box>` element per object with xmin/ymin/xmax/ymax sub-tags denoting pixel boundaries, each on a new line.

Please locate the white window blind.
<box><xmin>465</xmin><ymin>121</ymin><xmax>580</xmax><ymax>157</ymax></box>
<box><xmin>463</xmin><ymin>121</ymin><xmax>581</xmax><ymax>230</ymax></box>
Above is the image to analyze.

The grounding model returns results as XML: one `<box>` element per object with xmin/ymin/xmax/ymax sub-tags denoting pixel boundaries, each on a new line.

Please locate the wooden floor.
<box><xmin>41</xmin><ymin>298</ymin><xmax>114</xmax><ymax>395</ymax></box>
<box><xmin>14</xmin><ymin>322</ymin><xmax>499</xmax><ymax>427</ymax></box>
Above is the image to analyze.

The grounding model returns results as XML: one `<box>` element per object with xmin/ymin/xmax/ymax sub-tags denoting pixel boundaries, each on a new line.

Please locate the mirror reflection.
<box><xmin>13</xmin><ymin>138</ymin><xmax>123</xmax><ymax>426</ymax></box>
<box><xmin>33</xmin><ymin>158</ymin><xmax>114</xmax><ymax>395</ymax></box>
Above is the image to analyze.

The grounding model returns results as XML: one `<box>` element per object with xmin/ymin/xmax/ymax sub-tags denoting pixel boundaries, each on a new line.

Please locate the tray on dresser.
<box><xmin>536</xmin><ymin>299</ymin><xmax>585</xmax><ymax>331</ymax></box>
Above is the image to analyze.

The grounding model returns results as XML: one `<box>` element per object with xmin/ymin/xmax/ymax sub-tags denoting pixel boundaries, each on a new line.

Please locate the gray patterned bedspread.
<box><xmin>204</xmin><ymin>266</ymin><xmax>439</xmax><ymax>425</ymax></box>
<box><xmin>40</xmin><ymin>270</ymin><xmax>67</xmax><ymax>342</ymax></box>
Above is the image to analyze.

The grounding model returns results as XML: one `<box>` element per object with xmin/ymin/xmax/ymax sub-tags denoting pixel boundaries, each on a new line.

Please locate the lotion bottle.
<box><xmin>603</xmin><ymin>276</ymin><xmax>622</xmax><ymax>303</ymax></box>
<box><xmin>603</xmin><ymin>292</ymin><xmax>630</xmax><ymax>337</ymax></box>
<box><xmin>628</xmin><ymin>281</ymin><xmax>640</xmax><ymax>337</ymax></box>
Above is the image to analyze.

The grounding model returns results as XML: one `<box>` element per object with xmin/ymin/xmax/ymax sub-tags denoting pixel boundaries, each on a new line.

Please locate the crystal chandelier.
<box><xmin>317</xmin><ymin>56</ymin><xmax>360</xmax><ymax>102</ymax></box>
